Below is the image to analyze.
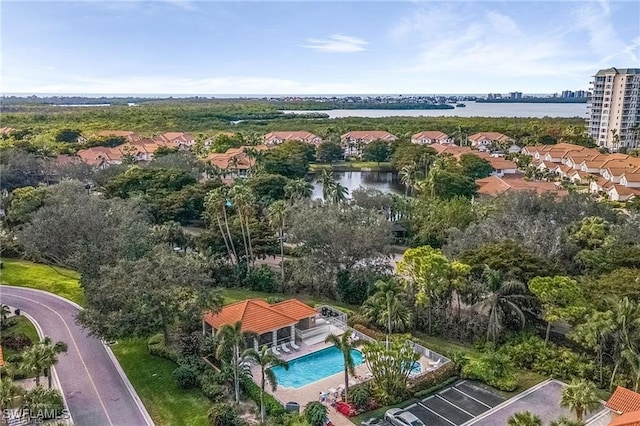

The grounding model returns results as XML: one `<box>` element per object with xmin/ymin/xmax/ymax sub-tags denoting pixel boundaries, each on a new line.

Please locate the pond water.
<box><xmin>311</xmin><ymin>171</ymin><xmax>404</xmax><ymax>199</ymax></box>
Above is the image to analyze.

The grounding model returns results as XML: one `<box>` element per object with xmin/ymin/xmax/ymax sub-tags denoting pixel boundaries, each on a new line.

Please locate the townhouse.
<box><xmin>467</xmin><ymin>132</ymin><xmax>513</xmax><ymax>148</ymax></box>
<box><xmin>263</xmin><ymin>131</ymin><xmax>323</xmax><ymax>146</ymax></box>
<box><xmin>341</xmin><ymin>130</ymin><xmax>398</xmax><ymax>157</ymax></box>
<box><xmin>411</xmin><ymin>131</ymin><xmax>452</xmax><ymax>145</ymax></box>
<box><xmin>206</xmin><ymin>145</ymin><xmax>270</xmax><ymax>183</ymax></box>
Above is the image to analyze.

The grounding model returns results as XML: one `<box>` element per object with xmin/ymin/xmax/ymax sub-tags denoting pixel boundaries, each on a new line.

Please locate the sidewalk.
<box><xmin>327</xmin><ymin>405</ymin><xmax>355</xmax><ymax>426</ymax></box>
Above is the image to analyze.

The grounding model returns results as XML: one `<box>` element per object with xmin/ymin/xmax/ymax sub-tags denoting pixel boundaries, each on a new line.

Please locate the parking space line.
<box><xmin>436</xmin><ymin>394</ymin><xmax>476</xmax><ymax>417</ymax></box>
<box><xmin>417</xmin><ymin>399</ymin><xmax>458</xmax><ymax>426</ymax></box>
<box><xmin>451</xmin><ymin>386</ymin><xmax>493</xmax><ymax>408</ymax></box>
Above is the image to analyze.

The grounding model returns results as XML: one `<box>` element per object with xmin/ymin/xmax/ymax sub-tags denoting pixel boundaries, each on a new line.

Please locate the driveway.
<box><xmin>0</xmin><ymin>285</ymin><xmax>154</xmax><ymax>426</ymax></box>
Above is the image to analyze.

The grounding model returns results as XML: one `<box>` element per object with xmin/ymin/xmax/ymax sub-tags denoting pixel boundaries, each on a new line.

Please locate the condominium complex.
<box><xmin>587</xmin><ymin>68</ymin><xmax>640</xmax><ymax>150</ymax></box>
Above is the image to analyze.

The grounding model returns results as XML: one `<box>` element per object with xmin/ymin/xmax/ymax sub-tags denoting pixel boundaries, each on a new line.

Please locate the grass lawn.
<box><xmin>0</xmin><ymin>258</ymin><xmax>85</xmax><ymax>306</ymax></box>
<box><xmin>111</xmin><ymin>339</ymin><xmax>211</xmax><ymax>426</ymax></box>
<box><xmin>2</xmin><ymin>315</ymin><xmax>40</xmax><ymax>358</ymax></box>
<box><xmin>223</xmin><ymin>287</ymin><xmax>356</xmax><ymax>312</ymax></box>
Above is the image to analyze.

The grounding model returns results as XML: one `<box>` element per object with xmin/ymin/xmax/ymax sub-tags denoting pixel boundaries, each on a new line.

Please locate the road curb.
<box><xmin>103</xmin><ymin>343</ymin><xmax>155</xmax><ymax>426</ymax></box>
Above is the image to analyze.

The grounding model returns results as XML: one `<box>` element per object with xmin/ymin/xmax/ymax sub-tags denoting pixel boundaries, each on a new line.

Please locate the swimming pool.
<box><xmin>271</xmin><ymin>346</ymin><xmax>364</xmax><ymax>389</ymax></box>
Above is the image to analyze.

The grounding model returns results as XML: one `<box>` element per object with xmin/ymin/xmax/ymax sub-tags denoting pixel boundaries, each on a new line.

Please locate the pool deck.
<box><xmin>250</xmin><ymin>329</ymin><xmax>435</xmax><ymax>425</ymax></box>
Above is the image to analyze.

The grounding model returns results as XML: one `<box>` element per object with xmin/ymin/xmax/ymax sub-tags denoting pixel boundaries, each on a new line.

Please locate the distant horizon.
<box><xmin>2</xmin><ymin>92</ymin><xmax>575</xmax><ymax>99</ymax></box>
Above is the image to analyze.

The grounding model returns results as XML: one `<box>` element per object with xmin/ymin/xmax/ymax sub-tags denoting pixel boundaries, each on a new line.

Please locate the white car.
<box><xmin>384</xmin><ymin>408</ymin><xmax>425</xmax><ymax>426</ymax></box>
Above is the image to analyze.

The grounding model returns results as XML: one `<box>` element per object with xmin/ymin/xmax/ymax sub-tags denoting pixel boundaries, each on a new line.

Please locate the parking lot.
<box><xmin>404</xmin><ymin>380</ymin><xmax>505</xmax><ymax>426</ymax></box>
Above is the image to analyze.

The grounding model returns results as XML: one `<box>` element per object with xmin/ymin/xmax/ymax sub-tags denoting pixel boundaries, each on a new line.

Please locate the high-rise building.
<box><xmin>587</xmin><ymin>68</ymin><xmax>640</xmax><ymax>150</ymax></box>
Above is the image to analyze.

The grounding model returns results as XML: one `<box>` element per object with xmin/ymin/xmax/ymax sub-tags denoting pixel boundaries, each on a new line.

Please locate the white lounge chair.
<box><xmin>272</xmin><ymin>346</ymin><xmax>281</xmax><ymax>355</ymax></box>
<box><xmin>281</xmin><ymin>342</ymin><xmax>291</xmax><ymax>353</ymax></box>
<box><xmin>290</xmin><ymin>340</ymin><xmax>300</xmax><ymax>351</ymax></box>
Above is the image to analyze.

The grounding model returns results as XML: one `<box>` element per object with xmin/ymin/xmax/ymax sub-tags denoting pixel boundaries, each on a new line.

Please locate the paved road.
<box><xmin>0</xmin><ymin>285</ymin><xmax>154</xmax><ymax>426</ymax></box>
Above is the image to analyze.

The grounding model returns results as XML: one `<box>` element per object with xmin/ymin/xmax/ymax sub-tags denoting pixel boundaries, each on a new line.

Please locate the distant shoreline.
<box><xmin>476</xmin><ymin>98</ymin><xmax>587</xmax><ymax>104</ymax></box>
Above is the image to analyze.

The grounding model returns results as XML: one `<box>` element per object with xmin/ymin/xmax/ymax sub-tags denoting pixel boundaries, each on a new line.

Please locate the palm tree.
<box><xmin>325</xmin><ymin>333</ymin><xmax>357</xmax><ymax>402</ymax></box>
<box><xmin>329</xmin><ymin>182</ymin><xmax>349</xmax><ymax>204</ymax></box>
<box><xmin>560</xmin><ymin>379</ymin><xmax>600</xmax><ymax>422</ymax></box>
<box><xmin>0</xmin><ymin>377</ymin><xmax>24</xmax><ymax>421</ymax></box>
<box><xmin>21</xmin><ymin>337</ymin><xmax>68</xmax><ymax>388</ymax></box>
<box><xmin>241</xmin><ymin>346</ymin><xmax>288</xmax><ymax>423</ymax></box>
<box><xmin>622</xmin><ymin>349</ymin><xmax>640</xmax><ymax>392</ymax></box>
<box><xmin>473</xmin><ymin>268</ymin><xmax>528</xmax><ymax>345</ymax></box>
<box><xmin>304</xmin><ymin>401</ymin><xmax>328</xmax><ymax>426</ymax></box>
<box><xmin>215</xmin><ymin>321</ymin><xmax>258</xmax><ymax>404</ymax></box>
<box><xmin>229</xmin><ymin>184</ymin><xmax>256</xmax><ymax>271</ymax></box>
<box><xmin>316</xmin><ymin>169</ymin><xmax>336</xmax><ymax>202</ymax></box>
<box><xmin>205</xmin><ymin>188</ymin><xmax>238</xmax><ymax>264</ymax></box>
<box><xmin>362</xmin><ymin>279</ymin><xmax>411</xmax><ymax>350</ymax></box>
<box><xmin>267</xmin><ymin>200</ymin><xmax>287</xmax><ymax>282</ymax></box>
<box><xmin>398</xmin><ymin>164</ymin><xmax>420</xmax><ymax>196</ymax></box>
<box><xmin>507</xmin><ymin>411</ymin><xmax>542</xmax><ymax>426</ymax></box>
<box><xmin>284</xmin><ymin>178</ymin><xmax>313</xmax><ymax>201</ymax></box>
<box><xmin>549</xmin><ymin>417</ymin><xmax>585</xmax><ymax>426</ymax></box>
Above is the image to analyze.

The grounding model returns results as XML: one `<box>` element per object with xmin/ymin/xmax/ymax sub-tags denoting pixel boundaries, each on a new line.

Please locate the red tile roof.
<box><xmin>412</xmin><ymin>131</ymin><xmax>449</xmax><ymax>141</ymax></box>
<box><xmin>476</xmin><ymin>176</ymin><xmax>567</xmax><ymax>197</ymax></box>
<box><xmin>263</xmin><ymin>131</ymin><xmax>322</xmax><ymax>144</ymax></box>
<box><xmin>341</xmin><ymin>131</ymin><xmax>398</xmax><ymax>142</ymax></box>
<box><xmin>203</xmin><ymin>299</ymin><xmax>317</xmax><ymax>335</ymax></box>
<box><xmin>468</xmin><ymin>132</ymin><xmax>512</xmax><ymax>143</ymax></box>
<box><xmin>607</xmin><ymin>387</ymin><xmax>640</xmax><ymax>413</ymax></box>
<box><xmin>0</xmin><ymin>345</ymin><xmax>4</xmax><ymax>367</ymax></box>
<box><xmin>609</xmin><ymin>411</ymin><xmax>640</xmax><ymax>426</ymax></box>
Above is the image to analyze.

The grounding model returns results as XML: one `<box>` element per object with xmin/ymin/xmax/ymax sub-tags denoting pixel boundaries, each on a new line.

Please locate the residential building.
<box><xmin>156</xmin><ymin>132</ymin><xmax>196</xmax><ymax>148</ymax></box>
<box><xmin>605</xmin><ymin>387</ymin><xmax>640</xmax><ymax>426</ymax></box>
<box><xmin>206</xmin><ymin>145</ymin><xmax>269</xmax><ymax>182</ymax></box>
<box><xmin>263</xmin><ymin>131</ymin><xmax>323</xmax><ymax>146</ymax></box>
<box><xmin>468</xmin><ymin>132</ymin><xmax>513</xmax><ymax>147</ymax></box>
<box><xmin>341</xmin><ymin>130</ymin><xmax>397</xmax><ymax>156</ymax></box>
<box><xmin>476</xmin><ymin>176</ymin><xmax>567</xmax><ymax>197</ymax></box>
<box><xmin>96</xmin><ymin>130</ymin><xmax>142</xmax><ymax>142</ymax></box>
<box><xmin>0</xmin><ymin>127</ymin><xmax>16</xmax><ymax>135</ymax></box>
<box><xmin>587</xmin><ymin>68</ymin><xmax>640</xmax><ymax>150</ymax></box>
<box><xmin>411</xmin><ymin>131</ymin><xmax>452</xmax><ymax>145</ymax></box>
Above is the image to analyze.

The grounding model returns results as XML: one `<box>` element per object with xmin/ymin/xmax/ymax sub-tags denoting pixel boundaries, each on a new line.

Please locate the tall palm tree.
<box><xmin>316</xmin><ymin>169</ymin><xmax>336</xmax><ymax>202</ymax></box>
<box><xmin>229</xmin><ymin>184</ymin><xmax>256</xmax><ymax>271</ymax></box>
<box><xmin>21</xmin><ymin>337</ymin><xmax>68</xmax><ymax>388</ymax></box>
<box><xmin>473</xmin><ymin>268</ymin><xmax>528</xmax><ymax>345</ymax></box>
<box><xmin>204</xmin><ymin>188</ymin><xmax>238</xmax><ymax>264</ymax></box>
<box><xmin>549</xmin><ymin>417</ymin><xmax>585</xmax><ymax>426</ymax></box>
<box><xmin>284</xmin><ymin>178</ymin><xmax>313</xmax><ymax>201</ymax></box>
<box><xmin>560</xmin><ymin>379</ymin><xmax>600</xmax><ymax>422</ymax></box>
<box><xmin>622</xmin><ymin>349</ymin><xmax>640</xmax><ymax>392</ymax></box>
<box><xmin>241</xmin><ymin>346</ymin><xmax>288</xmax><ymax>423</ymax></box>
<box><xmin>362</xmin><ymin>279</ymin><xmax>411</xmax><ymax>350</ymax></box>
<box><xmin>608</xmin><ymin>298</ymin><xmax>640</xmax><ymax>389</ymax></box>
<box><xmin>267</xmin><ymin>200</ymin><xmax>287</xmax><ymax>282</ymax></box>
<box><xmin>398</xmin><ymin>164</ymin><xmax>420</xmax><ymax>196</ymax></box>
<box><xmin>507</xmin><ymin>411</ymin><xmax>542</xmax><ymax>426</ymax></box>
<box><xmin>325</xmin><ymin>333</ymin><xmax>357</xmax><ymax>402</ymax></box>
<box><xmin>215</xmin><ymin>321</ymin><xmax>258</xmax><ymax>404</ymax></box>
<box><xmin>330</xmin><ymin>182</ymin><xmax>349</xmax><ymax>204</ymax></box>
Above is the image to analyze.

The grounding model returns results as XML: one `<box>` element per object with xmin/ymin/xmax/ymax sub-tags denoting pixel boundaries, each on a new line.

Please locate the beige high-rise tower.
<box><xmin>587</xmin><ymin>68</ymin><xmax>640</xmax><ymax>151</ymax></box>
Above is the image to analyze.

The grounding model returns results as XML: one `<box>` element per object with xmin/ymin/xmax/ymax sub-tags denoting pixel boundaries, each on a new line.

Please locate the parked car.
<box><xmin>361</xmin><ymin>418</ymin><xmax>393</xmax><ymax>426</ymax></box>
<box><xmin>384</xmin><ymin>408</ymin><xmax>425</xmax><ymax>426</ymax></box>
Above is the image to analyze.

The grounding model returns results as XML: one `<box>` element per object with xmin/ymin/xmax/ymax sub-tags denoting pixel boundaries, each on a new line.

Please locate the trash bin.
<box><xmin>14</xmin><ymin>308</ymin><xmax>20</xmax><ymax>316</ymax></box>
<box><xmin>285</xmin><ymin>402</ymin><xmax>300</xmax><ymax>413</ymax></box>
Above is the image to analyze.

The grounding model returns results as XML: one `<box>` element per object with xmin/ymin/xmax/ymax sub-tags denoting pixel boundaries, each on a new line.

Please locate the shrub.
<box><xmin>304</xmin><ymin>401</ymin><xmax>328</xmax><ymax>426</ymax></box>
<box><xmin>23</xmin><ymin>386</ymin><xmax>64</xmax><ymax>419</ymax></box>
<box><xmin>208</xmin><ymin>402</ymin><xmax>244</xmax><ymax>426</ymax></box>
<box><xmin>239</xmin><ymin>375</ymin><xmax>285</xmax><ymax>417</ymax></box>
<box><xmin>352</xmin><ymin>324</ymin><xmax>386</xmax><ymax>341</ymax></box>
<box><xmin>201</xmin><ymin>371</ymin><xmax>227</xmax><ymax>402</ymax></box>
<box><xmin>462</xmin><ymin>352</ymin><xmax>517</xmax><ymax>392</ymax></box>
<box><xmin>349</xmin><ymin>384</ymin><xmax>371</xmax><ymax>408</ymax></box>
<box><xmin>244</xmin><ymin>265</ymin><xmax>279</xmax><ymax>293</ymax></box>
<box><xmin>1</xmin><ymin>332</ymin><xmax>32</xmax><ymax>351</ymax></box>
<box><xmin>409</xmin><ymin>361</ymin><xmax>457</xmax><ymax>393</ymax></box>
<box><xmin>172</xmin><ymin>366</ymin><xmax>198</xmax><ymax>389</ymax></box>
<box><xmin>147</xmin><ymin>333</ymin><xmax>178</xmax><ymax>362</ymax></box>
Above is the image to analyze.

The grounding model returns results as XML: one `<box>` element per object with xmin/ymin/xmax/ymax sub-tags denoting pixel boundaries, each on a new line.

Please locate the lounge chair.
<box><xmin>281</xmin><ymin>342</ymin><xmax>291</xmax><ymax>353</ymax></box>
<box><xmin>272</xmin><ymin>346</ymin><xmax>280</xmax><ymax>355</ymax></box>
<box><xmin>290</xmin><ymin>340</ymin><xmax>300</xmax><ymax>351</ymax></box>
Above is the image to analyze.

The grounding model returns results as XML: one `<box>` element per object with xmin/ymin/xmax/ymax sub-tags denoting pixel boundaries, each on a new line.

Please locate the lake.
<box><xmin>311</xmin><ymin>171</ymin><xmax>403</xmax><ymax>199</ymax></box>
<box><xmin>283</xmin><ymin>101</ymin><xmax>587</xmax><ymax>119</ymax></box>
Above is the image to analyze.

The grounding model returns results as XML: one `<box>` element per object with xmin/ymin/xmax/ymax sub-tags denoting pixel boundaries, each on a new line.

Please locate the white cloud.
<box><xmin>388</xmin><ymin>1</ymin><xmax>639</xmax><ymax>83</ymax></box>
<box><xmin>5</xmin><ymin>75</ymin><xmax>375</xmax><ymax>95</ymax></box>
<box><xmin>302</xmin><ymin>34</ymin><xmax>368</xmax><ymax>53</ymax></box>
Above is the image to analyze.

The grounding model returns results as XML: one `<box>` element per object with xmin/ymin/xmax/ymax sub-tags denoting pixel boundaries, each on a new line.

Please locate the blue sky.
<box><xmin>2</xmin><ymin>0</ymin><xmax>639</xmax><ymax>95</ymax></box>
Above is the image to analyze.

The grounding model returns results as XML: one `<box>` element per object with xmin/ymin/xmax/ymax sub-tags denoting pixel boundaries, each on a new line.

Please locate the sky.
<box><xmin>2</xmin><ymin>0</ymin><xmax>640</xmax><ymax>95</ymax></box>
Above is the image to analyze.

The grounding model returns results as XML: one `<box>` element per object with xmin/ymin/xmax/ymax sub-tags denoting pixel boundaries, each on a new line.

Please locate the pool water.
<box><xmin>271</xmin><ymin>346</ymin><xmax>364</xmax><ymax>389</ymax></box>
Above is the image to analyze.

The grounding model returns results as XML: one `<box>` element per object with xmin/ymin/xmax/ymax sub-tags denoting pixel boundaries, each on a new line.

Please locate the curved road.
<box><xmin>0</xmin><ymin>285</ymin><xmax>154</xmax><ymax>426</ymax></box>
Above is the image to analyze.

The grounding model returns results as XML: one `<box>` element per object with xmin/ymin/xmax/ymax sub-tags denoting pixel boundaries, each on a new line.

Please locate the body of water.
<box><xmin>311</xmin><ymin>171</ymin><xmax>403</xmax><ymax>199</ymax></box>
<box><xmin>283</xmin><ymin>101</ymin><xmax>587</xmax><ymax>119</ymax></box>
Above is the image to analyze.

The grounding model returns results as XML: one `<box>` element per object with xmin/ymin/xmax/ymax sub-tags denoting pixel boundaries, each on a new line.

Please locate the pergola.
<box><xmin>202</xmin><ymin>299</ymin><xmax>318</xmax><ymax>349</ymax></box>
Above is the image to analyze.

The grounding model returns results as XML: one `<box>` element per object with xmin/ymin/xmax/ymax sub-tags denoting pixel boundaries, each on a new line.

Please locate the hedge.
<box><xmin>408</xmin><ymin>361</ymin><xmax>457</xmax><ymax>393</ymax></box>
<box><xmin>239</xmin><ymin>375</ymin><xmax>285</xmax><ymax>417</ymax></box>
<box><xmin>147</xmin><ymin>333</ymin><xmax>178</xmax><ymax>362</ymax></box>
